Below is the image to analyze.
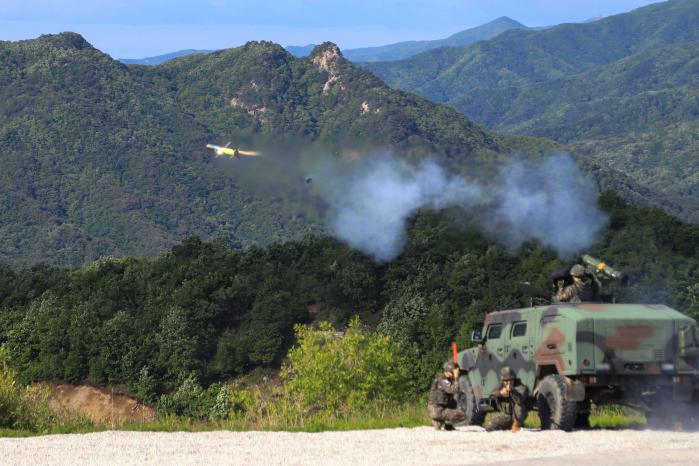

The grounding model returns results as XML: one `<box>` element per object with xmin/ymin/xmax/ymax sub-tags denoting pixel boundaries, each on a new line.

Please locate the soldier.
<box><xmin>427</xmin><ymin>361</ymin><xmax>466</xmax><ymax>430</ymax></box>
<box><xmin>486</xmin><ymin>366</ymin><xmax>529</xmax><ymax>432</ymax></box>
<box><xmin>555</xmin><ymin>264</ymin><xmax>596</xmax><ymax>303</ymax></box>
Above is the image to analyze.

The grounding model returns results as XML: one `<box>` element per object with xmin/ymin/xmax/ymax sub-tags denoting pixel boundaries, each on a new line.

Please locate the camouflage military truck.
<box><xmin>456</xmin><ymin>303</ymin><xmax>699</xmax><ymax>431</ymax></box>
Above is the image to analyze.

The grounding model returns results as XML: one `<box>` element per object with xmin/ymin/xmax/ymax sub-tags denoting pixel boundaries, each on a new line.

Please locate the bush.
<box><xmin>281</xmin><ymin>318</ymin><xmax>413</xmax><ymax>415</ymax></box>
<box><xmin>132</xmin><ymin>367</ymin><xmax>158</xmax><ymax>404</ymax></box>
<box><xmin>0</xmin><ymin>346</ymin><xmax>56</xmax><ymax>431</ymax></box>
<box><xmin>156</xmin><ymin>375</ymin><xmax>229</xmax><ymax>420</ymax></box>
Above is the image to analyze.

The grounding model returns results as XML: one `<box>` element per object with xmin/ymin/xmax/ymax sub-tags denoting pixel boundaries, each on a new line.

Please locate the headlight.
<box><xmin>661</xmin><ymin>363</ymin><xmax>675</xmax><ymax>372</ymax></box>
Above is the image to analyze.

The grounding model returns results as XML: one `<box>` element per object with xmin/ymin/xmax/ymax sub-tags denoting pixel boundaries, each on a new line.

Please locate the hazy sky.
<box><xmin>0</xmin><ymin>0</ymin><xmax>665</xmax><ymax>58</ymax></box>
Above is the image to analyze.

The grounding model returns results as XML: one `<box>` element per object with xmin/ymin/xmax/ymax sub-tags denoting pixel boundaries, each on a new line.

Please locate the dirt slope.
<box><xmin>46</xmin><ymin>383</ymin><xmax>155</xmax><ymax>424</ymax></box>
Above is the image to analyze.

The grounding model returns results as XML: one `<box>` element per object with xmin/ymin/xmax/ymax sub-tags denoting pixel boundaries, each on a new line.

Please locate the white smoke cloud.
<box><xmin>326</xmin><ymin>156</ymin><xmax>481</xmax><ymax>262</ymax></box>
<box><xmin>323</xmin><ymin>152</ymin><xmax>607</xmax><ymax>262</ymax></box>
<box><xmin>487</xmin><ymin>153</ymin><xmax>608</xmax><ymax>257</ymax></box>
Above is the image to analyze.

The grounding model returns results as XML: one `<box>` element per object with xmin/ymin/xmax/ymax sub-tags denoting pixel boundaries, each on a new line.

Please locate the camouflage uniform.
<box><xmin>485</xmin><ymin>368</ymin><xmax>529</xmax><ymax>432</ymax></box>
<box><xmin>555</xmin><ymin>264</ymin><xmax>595</xmax><ymax>303</ymax></box>
<box><xmin>427</xmin><ymin>361</ymin><xmax>466</xmax><ymax>430</ymax></box>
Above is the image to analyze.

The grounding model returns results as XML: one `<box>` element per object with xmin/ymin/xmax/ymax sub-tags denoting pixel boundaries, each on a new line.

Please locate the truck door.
<box><xmin>488</xmin><ymin>322</ymin><xmax>508</xmax><ymax>363</ymax></box>
<box><xmin>506</xmin><ymin>320</ymin><xmax>536</xmax><ymax>388</ymax></box>
<box><xmin>471</xmin><ymin>322</ymin><xmax>507</xmax><ymax>398</ymax></box>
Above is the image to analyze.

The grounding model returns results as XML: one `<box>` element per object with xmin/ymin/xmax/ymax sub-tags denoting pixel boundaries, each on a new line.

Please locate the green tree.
<box><xmin>282</xmin><ymin>318</ymin><xmax>412</xmax><ymax>413</ymax></box>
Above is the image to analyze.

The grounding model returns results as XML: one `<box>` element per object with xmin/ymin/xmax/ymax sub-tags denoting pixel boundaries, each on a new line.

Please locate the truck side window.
<box><xmin>511</xmin><ymin>321</ymin><xmax>527</xmax><ymax>338</ymax></box>
<box><xmin>487</xmin><ymin>324</ymin><xmax>502</xmax><ymax>339</ymax></box>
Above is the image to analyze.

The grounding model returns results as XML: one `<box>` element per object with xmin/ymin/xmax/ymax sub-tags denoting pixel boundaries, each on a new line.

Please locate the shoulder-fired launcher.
<box><xmin>581</xmin><ymin>254</ymin><xmax>629</xmax><ymax>284</ymax></box>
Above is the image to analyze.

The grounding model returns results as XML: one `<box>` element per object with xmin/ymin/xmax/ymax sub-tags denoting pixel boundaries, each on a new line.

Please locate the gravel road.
<box><xmin>1</xmin><ymin>426</ymin><xmax>698</xmax><ymax>465</ymax></box>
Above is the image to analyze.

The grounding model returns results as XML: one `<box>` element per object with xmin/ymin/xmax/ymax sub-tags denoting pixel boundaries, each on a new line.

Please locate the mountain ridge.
<box><xmin>0</xmin><ymin>33</ymin><xmax>545</xmax><ymax>267</ymax></box>
<box><xmin>121</xmin><ymin>16</ymin><xmax>530</xmax><ymax>65</ymax></box>
<box><xmin>341</xmin><ymin>16</ymin><xmax>529</xmax><ymax>63</ymax></box>
<box><xmin>363</xmin><ymin>0</ymin><xmax>699</xmax><ymax>222</ymax></box>
<box><xmin>366</xmin><ymin>0</ymin><xmax>699</xmax><ymax>101</ymax></box>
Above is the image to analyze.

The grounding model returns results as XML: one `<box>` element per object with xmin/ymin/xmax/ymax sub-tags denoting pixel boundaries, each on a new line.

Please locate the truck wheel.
<box><xmin>537</xmin><ymin>374</ymin><xmax>577</xmax><ymax>431</ymax></box>
<box><xmin>457</xmin><ymin>376</ymin><xmax>485</xmax><ymax>426</ymax></box>
<box><xmin>575</xmin><ymin>412</ymin><xmax>591</xmax><ymax>429</ymax></box>
<box><xmin>575</xmin><ymin>401</ymin><xmax>591</xmax><ymax>429</ymax></box>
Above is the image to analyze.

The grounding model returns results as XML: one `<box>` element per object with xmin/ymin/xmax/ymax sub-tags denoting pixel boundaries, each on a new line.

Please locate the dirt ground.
<box><xmin>46</xmin><ymin>383</ymin><xmax>155</xmax><ymax>424</ymax></box>
<box><xmin>1</xmin><ymin>426</ymin><xmax>698</xmax><ymax>465</ymax></box>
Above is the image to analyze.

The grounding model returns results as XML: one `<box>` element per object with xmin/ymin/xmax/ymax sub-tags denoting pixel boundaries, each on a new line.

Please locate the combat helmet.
<box><xmin>500</xmin><ymin>366</ymin><xmax>516</xmax><ymax>381</ymax></box>
<box><xmin>570</xmin><ymin>264</ymin><xmax>586</xmax><ymax>277</ymax></box>
<box><xmin>443</xmin><ymin>361</ymin><xmax>460</xmax><ymax>372</ymax></box>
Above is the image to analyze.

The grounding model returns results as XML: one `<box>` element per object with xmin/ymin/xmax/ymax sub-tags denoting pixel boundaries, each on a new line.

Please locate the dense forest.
<box><xmin>1</xmin><ymin>192</ymin><xmax>698</xmax><ymax>399</ymax></box>
<box><xmin>0</xmin><ymin>33</ymin><xmax>548</xmax><ymax>268</ymax></box>
<box><xmin>366</xmin><ymin>0</ymin><xmax>699</xmax><ymax>222</ymax></box>
<box><xmin>3</xmin><ymin>0</ymin><xmax>699</xmax><ymax>414</ymax></box>
<box><xmin>0</xmin><ymin>29</ymin><xmax>668</xmax><ymax>268</ymax></box>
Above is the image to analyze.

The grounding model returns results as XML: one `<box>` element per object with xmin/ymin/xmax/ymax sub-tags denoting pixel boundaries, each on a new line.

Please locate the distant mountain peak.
<box><xmin>310</xmin><ymin>42</ymin><xmax>343</xmax><ymax>60</ymax></box>
<box><xmin>492</xmin><ymin>16</ymin><xmax>524</xmax><ymax>24</ymax></box>
<box><xmin>310</xmin><ymin>42</ymin><xmax>347</xmax><ymax>93</ymax></box>
<box><xmin>38</xmin><ymin>32</ymin><xmax>93</xmax><ymax>51</ymax></box>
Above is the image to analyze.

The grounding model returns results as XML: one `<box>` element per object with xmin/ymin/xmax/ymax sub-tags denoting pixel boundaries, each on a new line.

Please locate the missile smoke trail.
<box><xmin>322</xmin><ymin>152</ymin><xmax>607</xmax><ymax>261</ymax></box>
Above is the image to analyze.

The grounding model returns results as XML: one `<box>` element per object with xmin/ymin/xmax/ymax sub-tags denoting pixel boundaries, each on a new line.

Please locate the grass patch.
<box><xmin>488</xmin><ymin>404</ymin><xmax>646</xmax><ymax>430</ymax></box>
<box><xmin>0</xmin><ymin>401</ymin><xmax>430</xmax><ymax>437</ymax></box>
<box><xmin>591</xmin><ymin>405</ymin><xmax>646</xmax><ymax>429</ymax></box>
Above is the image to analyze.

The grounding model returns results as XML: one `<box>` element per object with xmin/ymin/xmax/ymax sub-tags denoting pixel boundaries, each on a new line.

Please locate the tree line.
<box><xmin>1</xmin><ymin>191</ymin><xmax>698</xmax><ymax>399</ymax></box>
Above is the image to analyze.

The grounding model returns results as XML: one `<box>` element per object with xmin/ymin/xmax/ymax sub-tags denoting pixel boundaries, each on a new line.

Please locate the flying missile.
<box><xmin>206</xmin><ymin>142</ymin><xmax>261</xmax><ymax>159</ymax></box>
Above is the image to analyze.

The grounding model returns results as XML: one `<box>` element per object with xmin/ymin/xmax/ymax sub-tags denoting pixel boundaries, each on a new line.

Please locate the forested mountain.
<box><xmin>0</xmin><ymin>33</ymin><xmax>550</xmax><ymax>267</ymax></box>
<box><xmin>0</xmin><ymin>33</ymin><xmax>315</xmax><ymax>266</ymax></box>
<box><xmin>365</xmin><ymin>0</ymin><xmax>699</xmax><ymax>222</ymax></box>
<box><xmin>125</xmin><ymin>16</ymin><xmax>526</xmax><ymax>65</ymax></box>
<box><xmin>367</xmin><ymin>0</ymin><xmax>699</xmax><ymax>100</ymax></box>
<box><xmin>452</xmin><ymin>40</ymin><xmax>699</xmax><ymax>203</ymax></box>
<box><xmin>5</xmin><ymin>9</ymin><xmax>699</xmax><ymax>399</ymax></box>
<box><xmin>2</xmin><ymin>192</ymin><xmax>699</xmax><ymax>393</ymax></box>
<box><xmin>341</xmin><ymin>17</ymin><xmax>529</xmax><ymax>63</ymax></box>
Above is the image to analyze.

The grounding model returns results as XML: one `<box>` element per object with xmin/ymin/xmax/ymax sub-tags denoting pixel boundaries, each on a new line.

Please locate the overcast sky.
<box><xmin>0</xmin><ymin>0</ymin><xmax>666</xmax><ymax>58</ymax></box>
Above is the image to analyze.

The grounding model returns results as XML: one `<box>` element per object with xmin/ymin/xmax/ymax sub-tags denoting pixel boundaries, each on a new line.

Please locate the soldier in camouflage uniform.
<box><xmin>427</xmin><ymin>361</ymin><xmax>466</xmax><ymax>430</ymax></box>
<box><xmin>485</xmin><ymin>366</ymin><xmax>529</xmax><ymax>432</ymax></box>
<box><xmin>555</xmin><ymin>264</ymin><xmax>596</xmax><ymax>303</ymax></box>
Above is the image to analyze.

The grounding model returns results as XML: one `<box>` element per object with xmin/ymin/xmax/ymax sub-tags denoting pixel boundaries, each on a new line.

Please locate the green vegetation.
<box><xmin>449</xmin><ymin>39</ymin><xmax>699</xmax><ymax>219</ymax></box>
<box><xmin>0</xmin><ymin>346</ymin><xmax>88</xmax><ymax>433</ymax></box>
<box><xmin>0</xmin><ymin>33</ymin><xmax>548</xmax><ymax>268</ymax></box>
<box><xmin>366</xmin><ymin>0</ymin><xmax>699</xmax><ymax>100</ymax></box>
<box><xmin>521</xmin><ymin>406</ymin><xmax>645</xmax><ymax>430</ymax></box>
<box><xmin>0</xmin><ymin>321</ymin><xmax>646</xmax><ymax>435</ymax></box>
<box><xmin>282</xmin><ymin>319</ymin><xmax>413</xmax><ymax>413</ymax></box>
<box><xmin>365</xmin><ymin>0</ymin><xmax>699</xmax><ymax>222</ymax></box>
<box><xmin>1</xmin><ymin>192</ymin><xmax>699</xmax><ymax>403</ymax></box>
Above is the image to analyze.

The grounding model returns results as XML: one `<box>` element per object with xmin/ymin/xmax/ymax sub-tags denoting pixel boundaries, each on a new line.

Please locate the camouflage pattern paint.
<box><xmin>460</xmin><ymin>303</ymin><xmax>699</xmax><ymax>409</ymax></box>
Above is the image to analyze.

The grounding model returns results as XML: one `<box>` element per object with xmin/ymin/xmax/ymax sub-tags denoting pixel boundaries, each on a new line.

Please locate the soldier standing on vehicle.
<box><xmin>555</xmin><ymin>264</ymin><xmax>596</xmax><ymax>303</ymax></box>
<box><xmin>486</xmin><ymin>366</ymin><xmax>529</xmax><ymax>432</ymax></box>
<box><xmin>427</xmin><ymin>361</ymin><xmax>467</xmax><ymax>430</ymax></box>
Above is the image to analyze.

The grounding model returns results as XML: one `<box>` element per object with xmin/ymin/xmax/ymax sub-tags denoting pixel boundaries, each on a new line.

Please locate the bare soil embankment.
<box><xmin>1</xmin><ymin>426</ymin><xmax>698</xmax><ymax>465</ymax></box>
<box><xmin>46</xmin><ymin>383</ymin><xmax>155</xmax><ymax>424</ymax></box>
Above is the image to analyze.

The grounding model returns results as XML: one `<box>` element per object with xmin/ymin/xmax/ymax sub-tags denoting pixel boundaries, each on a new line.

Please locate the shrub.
<box><xmin>156</xmin><ymin>375</ymin><xmax>230</xmax><ymax>420</ymax></box>
<box><xmin>281</xmin><ymin>318</ymin><xmax>413</xmax><ymax>415</ymax></box>
<box><xmin>132</xmin><ymin>367</ymin><xmax>158</xmax><ymax>404</ymax></box>
<box><xmin>0</xmin><ymin>345</ymin><xmax>57</xmax><ymax>431</ymax></box>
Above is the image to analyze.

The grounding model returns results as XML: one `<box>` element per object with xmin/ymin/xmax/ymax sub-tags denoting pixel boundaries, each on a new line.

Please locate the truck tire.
<box><xmin>575</xmin><ymin>401</ymin><xmax>591</xmax><ymax>429</ymax></box>
<box><xmin>575</xmin><ymin>412</ymin><xmax>591</xmax><ymax>429</ymax></box>
<box><xmin>457</xmin><ymin>376</ymin><xmax>485</xmax><ymax>426</ymax></box>
<box><xmin>537</xmin><ymin>374</ymin><xmax>577</xmax><ymax>431</ymax></box>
